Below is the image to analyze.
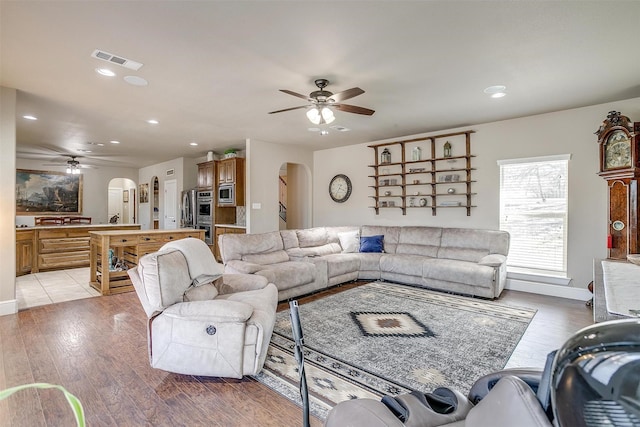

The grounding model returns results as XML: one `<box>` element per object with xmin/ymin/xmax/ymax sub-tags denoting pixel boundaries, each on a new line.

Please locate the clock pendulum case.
<box><xmin>595</xmin><ymin>111</ymin><xmax>640</xmax><ymax>259</ymax></box>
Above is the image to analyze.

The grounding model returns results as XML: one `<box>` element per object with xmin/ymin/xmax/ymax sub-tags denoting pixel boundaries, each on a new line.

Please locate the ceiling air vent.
<box><xmin>91</xmin><ymin>49</ymin><xmax>143</xmax><ymax>71</ymax></box>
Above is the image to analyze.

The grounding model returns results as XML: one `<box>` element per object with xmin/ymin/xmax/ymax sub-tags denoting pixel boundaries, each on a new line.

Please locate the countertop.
<box><xmin>214</xmin><ymin>223</ymin><xmax>246</xmax><ymax>229</ymax></box>
<box><xmin>16</xmin><ymin>224</ymin><xmax>141</xmax><ymax>231</ymax></box>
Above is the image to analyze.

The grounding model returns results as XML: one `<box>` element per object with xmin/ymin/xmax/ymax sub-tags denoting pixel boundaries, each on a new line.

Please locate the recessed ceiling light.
<box><xmin>23</xmin><ymin>115</ymin><xmax>37</xmax><ymax>120</ymax></box>
<box><xmin>124</xmin><ymin>75</ymin><xmax>148</xmax><ymax>86</ymax></box>
<box><xmin>95</xmin><ymin>68</ymin><xmax>116</xmax><ymax>77</ymax></box>
<box><xmin>97</xmin><ymin>143</ymin><xmax>105</xmax><ymax>146</ymax></box>
<box><xmin>110</xmin><ymin>140</ymin><xmax>120</xmax><ymax>144</ymax></box>
<box><xmin>308</xmin><ymin>127</ymin><xmax>320</xmax><ymax>132</ymax></box>
<box><xmin>320</xmin><ymin>130</ymin><xmax>329</xmax><ymax>136</ymax></box>
<box><xmin>330</xmin><ymin>125</ymin><xmax>350</xmax><ymax>132</ymax></box>
<box><xmin>484</xmin><ymin>85</ymin><xmax>507</xmax><ymax>98</ymax></box>
<box><xmin>189</xmin><ymin>142</ymin><xmax>198</xmax><ymax>146</ymax></box>
<box><xmin>147</xmin><ymin>119</ymin><xmax>159</xmax><ymax>124</ymax></box>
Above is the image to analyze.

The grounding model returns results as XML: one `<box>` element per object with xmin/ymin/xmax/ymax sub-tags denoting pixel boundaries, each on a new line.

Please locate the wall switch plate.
<box><xmin>252</xmin><ymin>203</ymin><xmax>261</xmax><ymax>209</ymax></box>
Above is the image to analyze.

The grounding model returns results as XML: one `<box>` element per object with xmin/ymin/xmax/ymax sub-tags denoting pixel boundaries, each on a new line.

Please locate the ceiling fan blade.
<box><xmin>280</xmin><ymin>89</ymin><xmax>312</xmax><ymax>101</ymax></box>
<box><xmin>334</xmin><ymin>103</ymin><xmax>375</xmax><ymax>116</ymax></box>
<box><xmin>329</xmin><ymin>87</ymin><xmax>364</xmax><ymax>102</ymax></box>
<box><xmin>268</xmin><ymin>105</ymin><xmax>309</xmax><ymax>114</ymax></box>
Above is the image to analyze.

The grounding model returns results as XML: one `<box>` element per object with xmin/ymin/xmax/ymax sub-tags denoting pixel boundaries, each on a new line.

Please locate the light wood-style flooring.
<box><xmin>1</xmin><ymin>281</ymin><xmax>593</xmax><ymax>426</ymax></box>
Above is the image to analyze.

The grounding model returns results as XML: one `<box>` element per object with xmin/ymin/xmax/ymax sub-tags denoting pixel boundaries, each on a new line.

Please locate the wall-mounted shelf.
<box><xmin>368</xmin><ymin>130</ymin><xmax>475</xmax><ymax>216</ymax></box>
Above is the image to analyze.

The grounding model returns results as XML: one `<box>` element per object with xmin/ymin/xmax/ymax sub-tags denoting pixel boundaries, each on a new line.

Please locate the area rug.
<box><xmin>253</xmin><ymin>282</ymin><xmax>537</xmax><ymax>420</ymax></box>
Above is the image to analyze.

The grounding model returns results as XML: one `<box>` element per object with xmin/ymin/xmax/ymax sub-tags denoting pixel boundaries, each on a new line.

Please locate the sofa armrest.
<box><xmin>225</xmin><ymin>259</ymin><xmax>264</xmax><ymax>274</ymax></box>
<box><xmin>219</xmin><ymin>273</ymin><xmax>269</xmax><ymax>294</ymax></box>
<box><xmin>478</xmin><ymin>254</ymin><xmax>506</xmax><ymax>267</ymax></box>
<box><xmin>163</xmin><ymin>300</ymin><xmax>254</xmax><ymax>323</ymax></box>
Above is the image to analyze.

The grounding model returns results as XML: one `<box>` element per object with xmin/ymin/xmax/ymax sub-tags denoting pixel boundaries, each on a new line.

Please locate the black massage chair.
<box><xmin>324</xmin><ymin>319</ymin><xmax>640</xmax><ymax>427</ymax></box>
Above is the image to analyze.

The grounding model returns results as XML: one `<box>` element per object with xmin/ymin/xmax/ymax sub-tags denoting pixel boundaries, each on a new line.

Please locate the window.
<box><xmin>498</xmin><ymin>155</ymin><xmax>570</xmax><ymax>276</ymax></box>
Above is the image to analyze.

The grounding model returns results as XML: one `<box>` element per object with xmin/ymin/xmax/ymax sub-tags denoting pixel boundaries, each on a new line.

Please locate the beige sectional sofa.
<box><xmin>218</xmin><ymin>225</ymin><xmax>509</xmax><ymax>300</ymax></box>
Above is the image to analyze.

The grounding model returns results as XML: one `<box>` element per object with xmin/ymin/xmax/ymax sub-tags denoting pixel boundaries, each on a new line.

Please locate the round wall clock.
<box><xmin>329</xmin><ymin>174</ymin><xmax>352</xmax><ymax>203</ymax></box>
<box><xmin>604</xmin><ymin>129</ymin><xmax>632</xmax><ymax>169</ymax></box>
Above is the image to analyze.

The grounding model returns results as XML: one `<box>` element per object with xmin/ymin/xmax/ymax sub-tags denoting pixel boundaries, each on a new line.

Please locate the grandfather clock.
<box><xmin>595</xmin><ymin>111</ymin><xmax>640</xmax><ymax>259</ymax></box>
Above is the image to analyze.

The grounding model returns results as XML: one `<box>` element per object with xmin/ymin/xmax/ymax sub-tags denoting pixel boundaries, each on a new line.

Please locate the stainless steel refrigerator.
<box><xmin>181</xmin><ymin>188</ymin><xmax>197</xmax><ymax>228</ymax></box>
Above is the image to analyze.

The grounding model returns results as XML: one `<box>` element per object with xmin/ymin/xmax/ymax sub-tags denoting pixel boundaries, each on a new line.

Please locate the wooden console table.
<box><xmin>89</xmin><ymin>228</ymin><xmax>205</xmax><ymax>295</ymax></box>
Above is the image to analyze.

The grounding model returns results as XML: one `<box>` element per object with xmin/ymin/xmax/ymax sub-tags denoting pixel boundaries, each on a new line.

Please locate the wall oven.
<box><xmin>196</xmin><ymin>191</ymin><xmax>214</xmax><ymax>245</ymax></box>
<box><xmin>218</xmin><ymin>183</ymin><xmax>235</xmax><ymax>206</ymax></box>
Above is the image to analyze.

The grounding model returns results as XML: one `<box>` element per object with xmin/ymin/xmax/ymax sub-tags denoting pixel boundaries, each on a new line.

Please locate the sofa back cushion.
<box><xmin>136</xmin><ymin>248</ymin><xmax>192</xmax><ymax>315</ymax></box>
<box><xmin>296</xmin><ymin>227</ymin><xmax>328</xmax><ymax>248</ymax></box>
<box><xmin>242</xmin><ymin>250</ymin><xmax>290</xmax><ymax>265</ymax></box>
<box><xmin>219</xmin><ymin>231</ymin><xmax>284</xmax><ymax>263</ymax></box>
<box><xmin>438</xmin><ymin>228</ymin><xmax>510</xmax><ymax>262</ymax></box>
<box><xmin>361</xmin><ymin>225</ymin><xmax>401</xmax><ymax>253</ymax></box>
<box><xmin>396</xmin><ymin>226</ymin><xmax>441</xmax><ymax>257</ymax></box>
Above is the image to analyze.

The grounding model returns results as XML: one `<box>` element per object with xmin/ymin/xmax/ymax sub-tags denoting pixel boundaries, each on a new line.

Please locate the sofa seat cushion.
<box><xmin>255</xmin><ymin>261</ymin><xmax>316</xmax><ymax>291</ymax></box>
<box><xmin>380</xmin><ymin>254</ymin><xmax>427</xmax><ymax>277</ymax></box>
<box><xmin>287</xmin><ymin>243</ymin><xmax>342</xmax><ymax>259</ymax></box>
<box><xmin>320</xmin><ymin>253</ymin><xmax>361</xmax><ymax>278</ymax></box>
<box><xmin>423</xmin><ymin>258</ymin><xmax>495</xmax><ymax>288</ymax></box>
<box><xmin>354</xmin><ymin>252</ymin><xmax>384</xmax><ymax>271</ymax></box>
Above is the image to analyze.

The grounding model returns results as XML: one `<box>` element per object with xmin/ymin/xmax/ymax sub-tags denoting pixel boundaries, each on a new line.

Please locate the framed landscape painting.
<box><xmin>16</xmin><ymin>169</ymin><xmax>83</xmax><ymax>215</ymax></box>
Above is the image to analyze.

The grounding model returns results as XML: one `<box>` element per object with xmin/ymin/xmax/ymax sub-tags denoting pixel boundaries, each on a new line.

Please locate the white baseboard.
<box><xmin>0</xmin><ymin>298</ymin><xmax>17</xmax><ymax>316</ymax></box>
<box><xmin>506</xmin><ymin>278</ymin><xmax>592</xmax><ymax>301</ymax></box>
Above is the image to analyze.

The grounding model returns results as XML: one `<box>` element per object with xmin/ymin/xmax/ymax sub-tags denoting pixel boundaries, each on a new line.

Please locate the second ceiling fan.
<box><xmin>269</xmin><ymin>79</ymin><xmax>375</xmax><ymax>125</ymax></box>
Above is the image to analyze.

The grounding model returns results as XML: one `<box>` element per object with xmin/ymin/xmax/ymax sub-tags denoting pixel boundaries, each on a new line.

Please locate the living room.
<box><xmin>2</xmin><ymin>1</ymin><xmax>640</xmax><ymax>425</ymax></box>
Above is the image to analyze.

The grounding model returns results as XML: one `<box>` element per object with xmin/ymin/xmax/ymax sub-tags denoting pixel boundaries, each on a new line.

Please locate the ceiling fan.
<box><xmin>42</xmin><ymin>155</ymin><xmax>96</xmax><ymax>174</ymax></box>
<box><xmin>268</xmin><ymin>79</ymin><xmax>375</xmax><ymax>125</ymax></box>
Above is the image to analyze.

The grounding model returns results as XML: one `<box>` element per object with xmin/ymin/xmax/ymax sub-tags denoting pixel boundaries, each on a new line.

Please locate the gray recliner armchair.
<box><xmin>128</xmin><ymin>237</ymin><xmax>278</xmax><ymax>379</ymax></box>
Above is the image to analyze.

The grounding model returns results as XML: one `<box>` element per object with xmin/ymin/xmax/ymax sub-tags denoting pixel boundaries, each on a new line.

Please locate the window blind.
<box><xmin>499</xmin><ymin>156</ymin><xmax>569</xmax><ymax>275</ymax></box>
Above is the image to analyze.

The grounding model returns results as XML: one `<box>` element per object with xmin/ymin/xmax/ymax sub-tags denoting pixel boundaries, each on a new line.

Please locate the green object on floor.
<box><xmin>0</xmin><ymin>382</ymin><xmax>85</xmax><ymax>427</ymax></box>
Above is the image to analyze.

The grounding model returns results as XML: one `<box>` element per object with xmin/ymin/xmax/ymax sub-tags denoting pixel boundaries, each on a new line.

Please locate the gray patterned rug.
<box><xmin>253</xmin><ymin>282</ymin><xmax>536</xmax><ymax>420</ymax></box>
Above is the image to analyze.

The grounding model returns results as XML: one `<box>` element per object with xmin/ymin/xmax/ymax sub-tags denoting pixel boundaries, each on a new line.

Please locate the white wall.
<box><xmin>314</xmin><ymin>97</ymin><xmax>640</xmax><ymax>290</ymax></box>
<box><xmin>15</xmin><ymin>159</ymin><xmax>138</xmax><ymax>226</ymax></box>
<box><xmin>287</xmin><ymin>162</ymin><xmax>311</xmax><ymax>230</ymax></box>
<box><xmin>0</xmin><ymin>87</ymin><xmax>17</xmax><ymax>315</ymax></box>
<box><xmin>138</xmin><ymin>157</ymin><xmax>199</xmax><ymax>230</ymax></box>
<box><xmin>246</xmin><ymin>139</ymin><xmax>314</xmax><ymax>233</ymax></box>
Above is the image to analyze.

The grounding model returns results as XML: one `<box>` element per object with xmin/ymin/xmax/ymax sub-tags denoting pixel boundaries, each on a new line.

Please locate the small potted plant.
<box><xmin>224</xmin><ymin>148</ymin><xmax>237</xmax><ymax>159</ymax></box>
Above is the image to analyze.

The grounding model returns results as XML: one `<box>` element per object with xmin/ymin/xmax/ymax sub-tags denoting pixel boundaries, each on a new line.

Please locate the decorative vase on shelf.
<box><xmin>381</xmin><ymin>148</ymin><xmax>392</xmax><ymax>164</ymax></box>
<box><xmin>412</xmin><ymin>146</ymin><xmax>422</xmax><ymax>161</ymax></box>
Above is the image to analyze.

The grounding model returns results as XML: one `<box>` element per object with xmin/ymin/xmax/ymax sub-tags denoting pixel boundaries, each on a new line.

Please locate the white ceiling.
<box><xmin>3</xmin><ymin>1</ymin><xmax>640</xmax><ymax>169</ymax></box>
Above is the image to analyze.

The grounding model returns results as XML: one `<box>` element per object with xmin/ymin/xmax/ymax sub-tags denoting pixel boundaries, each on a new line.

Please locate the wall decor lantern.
<box><xmin>443</xmin><ymin>141</ymin><xmax>452</xmax><ymax>158</ymax></box>
<box><xmin>381</xmin><ymin>148</ymin><xmax>392</xmax><ymax>164</ymax></box>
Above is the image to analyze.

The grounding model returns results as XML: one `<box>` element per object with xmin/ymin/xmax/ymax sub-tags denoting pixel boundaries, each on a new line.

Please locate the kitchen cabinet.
<box><xmin>197</xmin><ymin>160</ymin><xmax>215</xmax><ymax>189</ymax></box>
<box><xmin>89</xmin><ymin>228</ymin><xmax>205</xmax><ymax>295</ymax></box>
<box><xmin>215</xmin><ymin>157</ymin><xmax>245</xmax><ymax>206</ymax></box>
<box><xmin>218</xmin><ymin>158</ymin><xmax>236</xmax><ymax>184</ymax></box>
<box><xmin>368</xmin><ymin>130</ymin><xmax>476</xmax><ymax>216</ymax></box>
<box><xmin>16</xmin><ymin>229</ymin><xmax>35</xmax><ymax>276</ymax></box>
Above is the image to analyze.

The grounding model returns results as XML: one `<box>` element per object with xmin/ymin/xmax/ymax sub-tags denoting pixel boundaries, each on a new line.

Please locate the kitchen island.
<box><xmin>89</xmin><ymin>228</ymin><xmax>205</xmax><ymax>295</ymax></box>
<box><xmin>16</xmin><ymin>223</ymin><xmax>141</xmax><ymax>276</ymax></box>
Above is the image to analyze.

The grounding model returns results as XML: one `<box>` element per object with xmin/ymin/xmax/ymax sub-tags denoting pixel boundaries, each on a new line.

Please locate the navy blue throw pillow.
<box><xmin>360</xmin><ymin>235</ymin><xmax>384</xmax><ymax>253</ymax></box>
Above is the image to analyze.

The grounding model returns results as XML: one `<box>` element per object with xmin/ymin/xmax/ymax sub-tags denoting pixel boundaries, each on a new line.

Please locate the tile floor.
<box><xmin>16</xmin><ymin>267</ymin><xmax>100</xmax><ymax>310</ymax></box>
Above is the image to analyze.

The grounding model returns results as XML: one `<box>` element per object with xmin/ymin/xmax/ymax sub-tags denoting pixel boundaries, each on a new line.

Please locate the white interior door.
<box><xmin>108</xmin><ymin>188</ymin><xmax>122</xmax><ymax>223</ymax></box>
<box><xmin>164</xmin><ymin>179</ymin><xmax>177</xmax><ymax>229</ymax></box>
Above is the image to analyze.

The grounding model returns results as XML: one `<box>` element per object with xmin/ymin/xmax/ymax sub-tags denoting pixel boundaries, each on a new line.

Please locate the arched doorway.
<box><xmin>107</xmin><ymin>178</ymin><xmax>137</xmax><ymax>224</ymax></box>
<box><xmin>278</xmin><ymin>162</ymin><xmax>311</xmax><ymax>230</ymax></box>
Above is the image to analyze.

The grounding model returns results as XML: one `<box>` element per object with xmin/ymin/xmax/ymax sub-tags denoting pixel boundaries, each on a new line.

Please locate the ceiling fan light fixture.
<box><xmin>306</xmin><ymin>107</ymin><xmax>321</xmax><ymax>125</ymax></box>
<box><xmin>321</xmin><ymin>107</ymin><xmax>335</xmax><ymax>124</ymax></box>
